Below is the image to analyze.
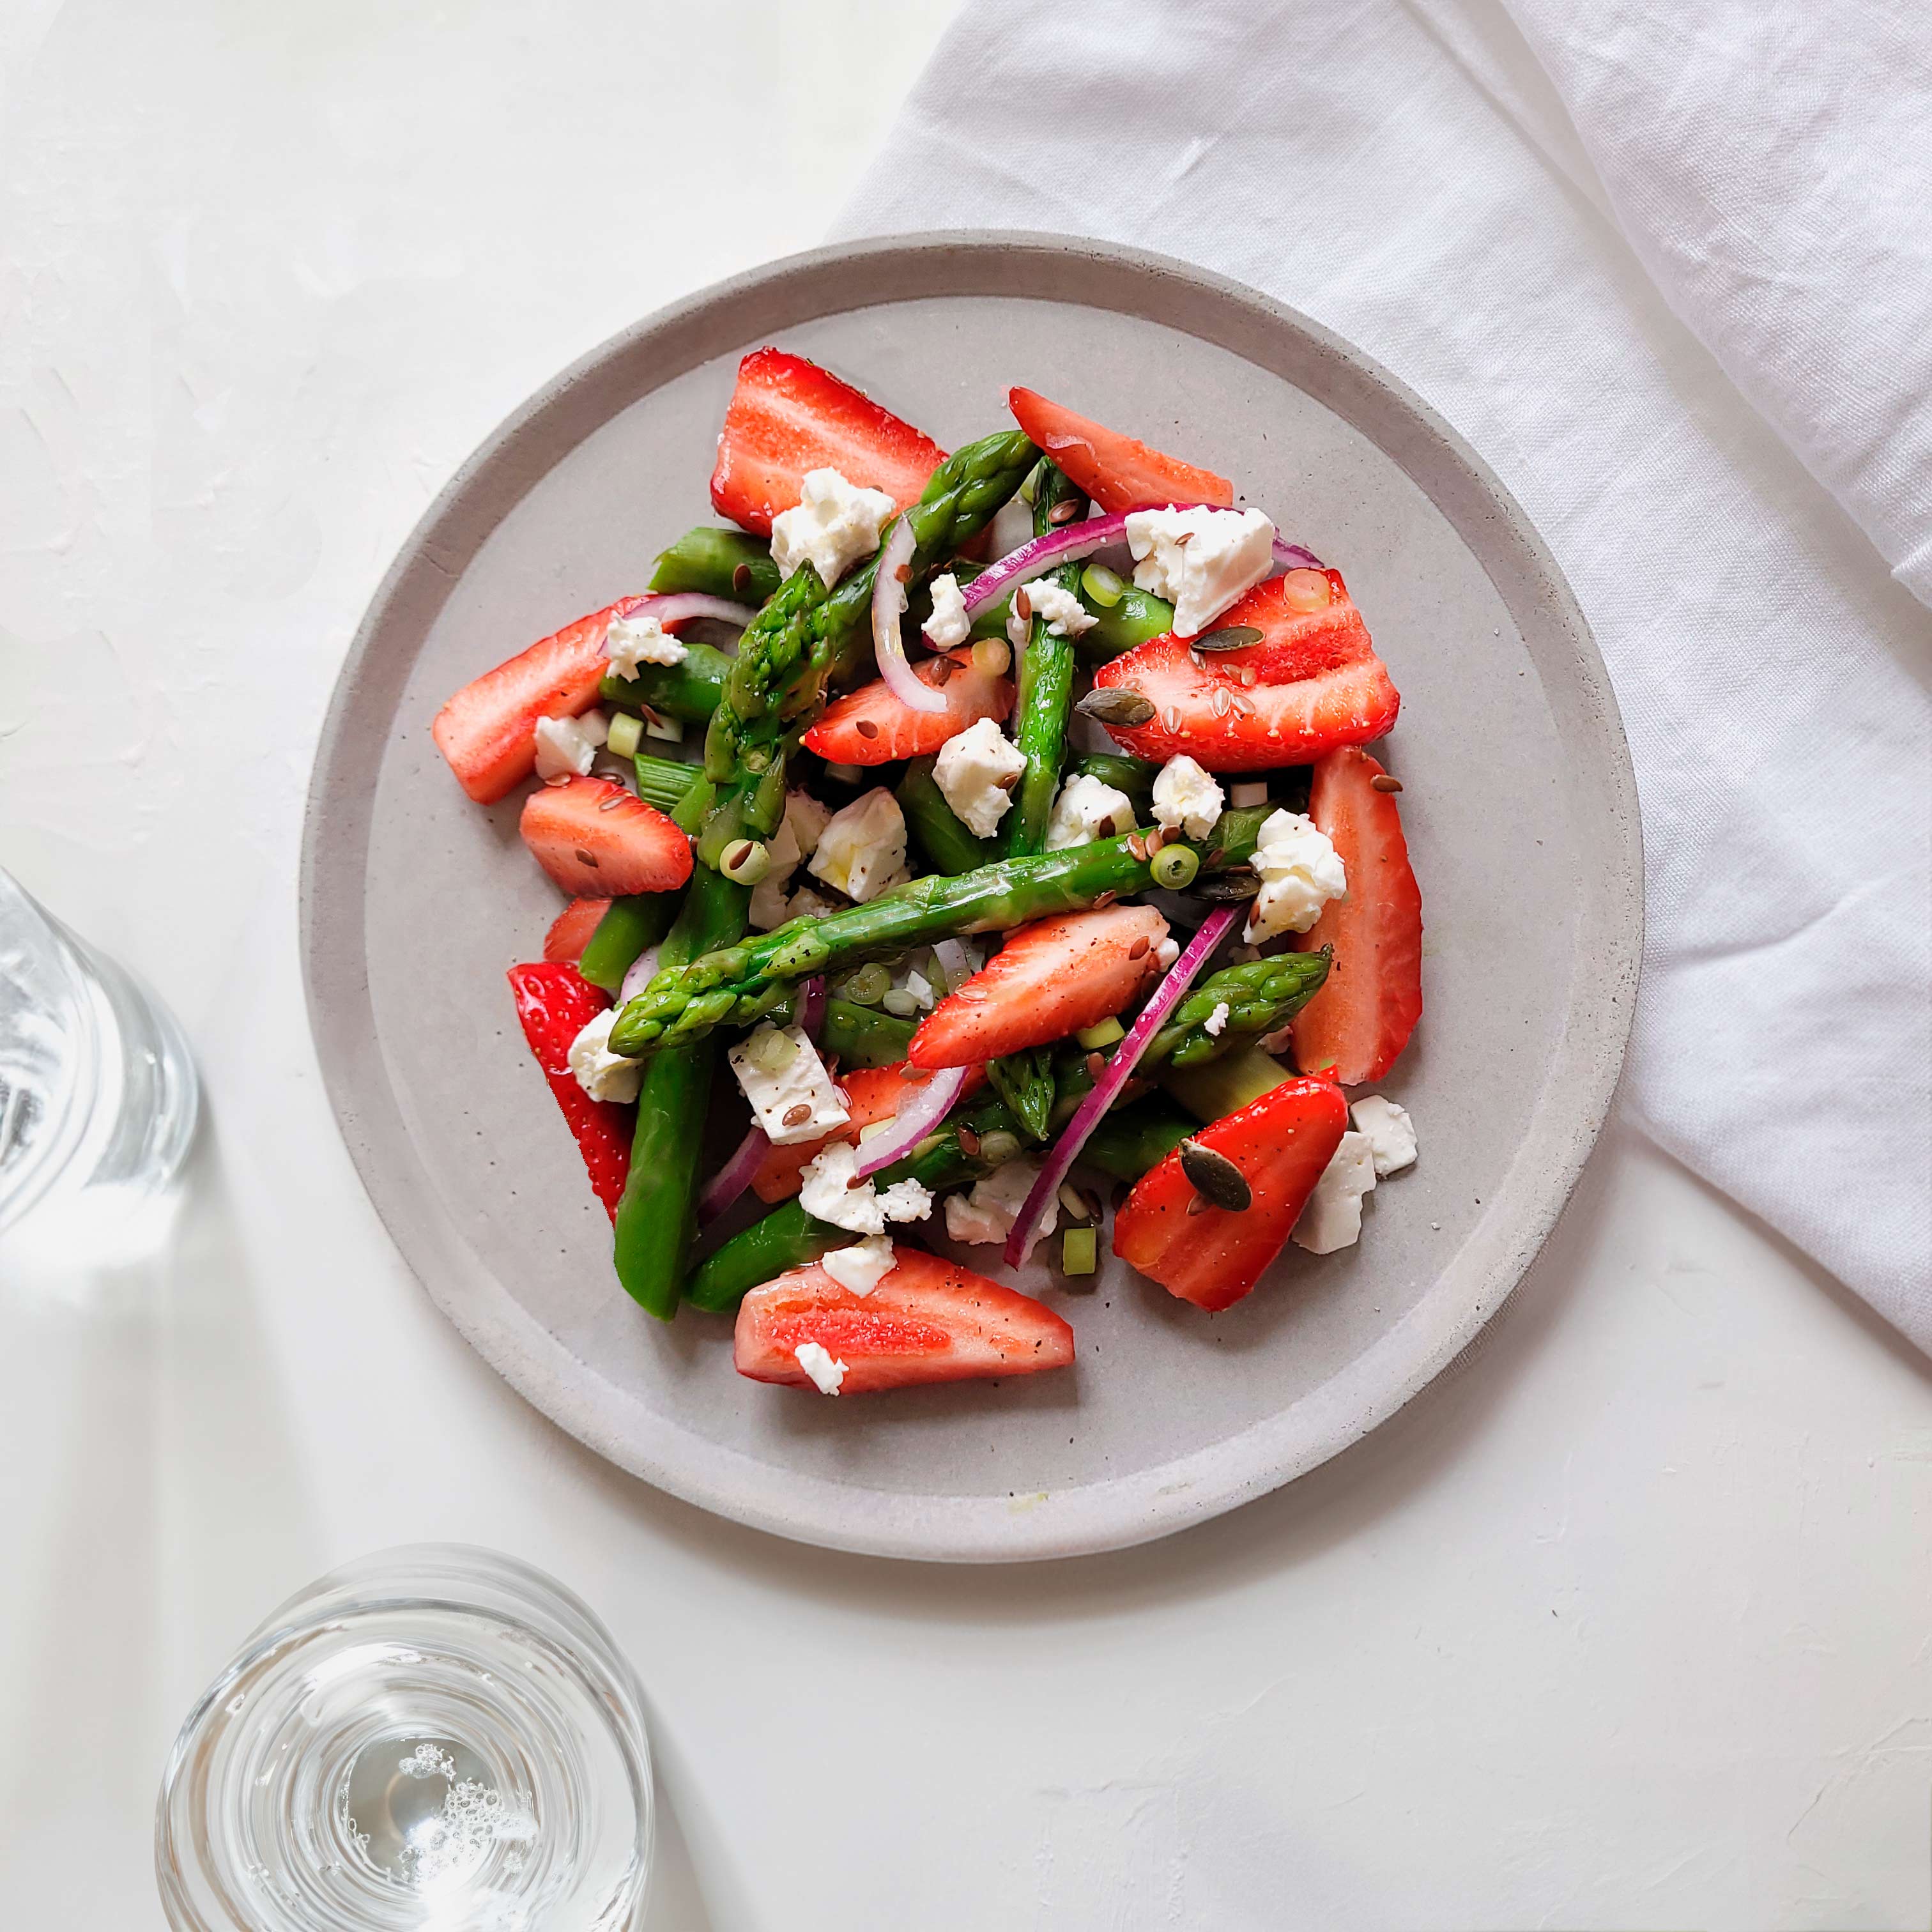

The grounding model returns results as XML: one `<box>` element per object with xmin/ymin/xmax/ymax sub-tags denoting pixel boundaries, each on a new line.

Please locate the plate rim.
<box><xmin>301</xmin><ymin>229</ymin><xmax>1642</xmax><ymax>1562</ymax></box>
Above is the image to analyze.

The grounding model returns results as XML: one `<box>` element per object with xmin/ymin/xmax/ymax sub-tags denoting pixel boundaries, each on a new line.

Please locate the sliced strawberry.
<box><xmin>1088</xmin><ymin>572</ymin><xmax>1399</xmax><ymax>771</ymax></box>
<box><xmin>710</xmin><ymin>348</ymin><xmax>947</xmax><ymax>538</ymax></box>
<box><xmin>1008</xmin><ymin>387</ymin><xmax>1234</xmax><ymax>516</ymax></box>
<box><xmin>507</xmin><ymin>963</ymin><xmax>631</xmax><ymax>1219</ymax></box>
<box><xmin>519</xmin><ymin>777</ymin><xmax>694</xmax><ymax>898</ymax></box>
<box><xmin>1291</xmin><ymin>747</ymin><xmax>1423</xmax><ymax>1084</ymax></box>
<box><xmin>749</xmin><ymin>1061</ymin><xmax>986</xmax><ymax>1203</ymax></box>
<box><xmin>433</xmin><ymin>595</ymin><xmax>649</xmax><ymax>805</ymax></box>
<box><xmin>542</xmin><ymin>897</ymin><xmax>611</xmax><ymax>964</ymax></box>
<box><xmin>801</xmin><ymin>650</ymin><xmax>1012</xmax><ymax>765</ymax></box>
<box><xmin>734</xmin><ymin>1246</ymin><xmax>1074</xmax><ymax>1394</ymax></box>
<box><xmin>1113</xmin><ymin>1078</ymin><xmax>1348</xmax><ymax>1311</ymax></box>
<box><xmin>908</xmin><ymin>907</ymin><xmax>1168</xmax><ymax>1069</ymax></box>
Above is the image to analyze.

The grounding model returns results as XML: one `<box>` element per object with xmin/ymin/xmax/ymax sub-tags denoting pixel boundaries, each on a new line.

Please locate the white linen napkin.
<box><xmin>832</xmin><ymin>0</ymin><xmax>1932</xmax><ymax>1348</ymax></box>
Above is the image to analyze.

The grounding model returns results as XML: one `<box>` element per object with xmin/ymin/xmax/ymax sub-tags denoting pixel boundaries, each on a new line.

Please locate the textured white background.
<box><xmin>1</xmin><ymin>4</ymin><xmax>1929</xmax><ymax>1928</ymax></box>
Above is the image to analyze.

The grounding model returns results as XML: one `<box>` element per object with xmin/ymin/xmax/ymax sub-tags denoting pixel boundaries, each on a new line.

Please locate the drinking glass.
<box><xmin>156</xmin><ymin>1544</ymin><xmax>654</xmax><ymax>1931</ymax></box>
<box><xmin>0</xmin><ymin>867</ymin><xmax>199</xmax><ymax>1242</ymax></box>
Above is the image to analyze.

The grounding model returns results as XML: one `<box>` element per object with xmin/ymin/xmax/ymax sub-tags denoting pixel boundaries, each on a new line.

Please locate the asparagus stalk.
<box><xmin>608</xmin><ymin>809</ymin><xmax>1271</xmax><ymax>1057</ymax></box>
<box><xmin>1006</xmin><ymin>461</ymin><xmax>1088</xmax><ymax>856</ymax></box>
<box><xmin>599</xmin><ymin>643</ymin><xmax>732</xmax><ymax>724</ymax></box>
<box><xmin>648</xmin><ymin>525</ymin><xmax>781</xmax><ymax>604</ymax></box>
<box><xmin>986</xmin><ymin>1044</ymin><xmax>1055</xmax><ymax>1140</ymax></box>
<box><xmin>1145</xmin><ymin>948</ymin><xmax>1332</xmax><ymax>1067</ymax></box>
<box><xmin>898</xmin><ymin>756</ymin><xmax>995</xmax><ymax>877</ymax></box>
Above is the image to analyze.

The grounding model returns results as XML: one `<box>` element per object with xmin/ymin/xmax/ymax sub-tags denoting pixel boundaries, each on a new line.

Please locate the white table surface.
<box><xmin>3</xmin><ymin>6</ymin><xmax>1928</xmax><ymax>1928</ymax></box>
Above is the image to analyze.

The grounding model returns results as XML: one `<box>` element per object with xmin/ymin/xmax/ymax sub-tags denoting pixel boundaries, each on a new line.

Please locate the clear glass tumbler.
<box><xmin>155</xmin><ymin>1544</ymin><xmax>654</xmax><ymax>1931</ymax></box>
<box><xmin>0</xmin><ymin>866</ymin><xmax>199</xmax><ymax>1242</ymax></box>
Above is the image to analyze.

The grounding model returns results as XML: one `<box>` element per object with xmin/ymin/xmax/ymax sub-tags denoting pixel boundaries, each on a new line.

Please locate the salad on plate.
<box><xmin>433</xmin><ymin>351</ymin><xmax>1423</xmax><ymax>1399</ymax></box>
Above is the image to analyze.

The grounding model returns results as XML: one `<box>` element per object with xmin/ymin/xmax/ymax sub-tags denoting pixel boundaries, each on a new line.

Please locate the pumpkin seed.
<box><xmin>1179</xmin><ymin>1139</ymin><xmax>1252</xmax><ymax>1211</ymax></box>
<box><xmin>1076</xmin><ymin>687</ymin><xmax>1156</xmax><ymax>728</ymax></box>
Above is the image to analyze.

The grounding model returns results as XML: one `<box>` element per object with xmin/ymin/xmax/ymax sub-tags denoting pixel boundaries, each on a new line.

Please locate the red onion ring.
<box><xmin>853</xmin><ymin>1063</ymin><xmax>972</xmax><ymax>1179</ymax></box>
<box><xmin>618</xmin><ymin>945</ymin><xmax>661</xmax><ymax>1004</ymax></box>
<box><xmin>1003</xmin><ymin>905</ymin><xmax>1241</xmax><ymax>1268</ymax></box>
<box><xmin>698</xmin><ymin>1121</ymin><xmax>771</xmax><ymax>1225</ymax></box>
<box><xmin>797</xmin><ymin>974</ymin><xmax>827</xmax><ymax>1041</ymax></box>
<box><xmin>606</xmin><ymin>591</ymin><xmax>758</xmax><ymax>654</ymax></box>
<box><xmin>870</xmin><ymin>515</ymin><xmax>946</xmax><ymax>714</ymax></box>
<box><xmin>931</xmin><ymin>939</ymin><xmax>973</xmax><ymax>995</ymax></box>
<box><xmin>958</xmin><ymin>510</ymin><xmax>1324</xmax><ymax>620</ymax></box>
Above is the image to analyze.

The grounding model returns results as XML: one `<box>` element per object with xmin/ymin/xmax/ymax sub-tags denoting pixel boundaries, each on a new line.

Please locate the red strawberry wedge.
<box><xmin>710</xmin><ymin>348</ymin><xmax>947</xmax><ymax>537</ymax></box>
<box><xmin>433</xmin><ymin>595</ymin><xmax>647</xmax><ymax>805</ymax></box>
<box><xmin>1113</xmin><ymin>1077</ymin><xmax>1349</xmax><ymax>1311</ymax></box>
<box><xmin>801</xmin><ymin>651</ymin><xmax>1013</xmax><ymax>765</ymax></box>
<box><xmin>1008</xmin><ymin>387</ymin><xmax>1234</xmax><ymax>515</ymax></box>
<box><xmin>520</xmin><ymin>777</ymin><xmax>694</xmax><ymax>898</ymax></box>
<box><xmin>1291</xmin><ymin>746</ymin><xmax>1424</xmax><ymax>1085</ymax></box>
<box><xmin>542</xmin><ymin>897</ymin><xmax>611</xmax><ymax>964</ymax></box>
<box><xmin>734</xmin><ymin>1247</ymin><xmax>1075</xmax><ymax>1395</ymax></box>
<box><xmin>506</xmin><ymin>963</ymin><xmax>631</xmax><ymax>1219</ymax></box>
<box><xmin>1089</xmin><ymin>572</ymin><xmax>1399</xmax><ymax>771</ymax></box>
<box><xmin>908</xmin><ymin>906</ymin><xmax>1168</xmax><ymax>1069</ymax></box>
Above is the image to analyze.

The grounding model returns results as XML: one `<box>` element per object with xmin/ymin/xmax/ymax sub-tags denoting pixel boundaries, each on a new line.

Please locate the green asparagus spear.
<box><xmin>967</xmin><ymin>575</ymin><xmax>1175</xmax><ymax>659</ymax></box>
<box><xmin>1072</xmin><ymin>753</ymin><xmax>1159</xmax><ymax>808</ymax></box>
<box><xmin>599</xmin><ymin>641</ymin><xmax>733</xmax><ymax>724</ymax></box>
<box><xmin>986</xmin><ymin>1045</ymin><xmax>1055</xmax><ymax>1140</ymax></box>
<box><xmin>610</xmin><ymin>864</ymin><xmax>749</xmax><ymax>1319</ymax></box>
<box><xmin>1081</xmin><ymin>1096</ymin><xmax>1195</xmax><ymax>1181</ymax></box>
<box><xmin>648</xmin><ymin>526</ymin><xmax>780</xmax><ymax>604</ymax></box>
<box><xmin>1160</xmin><ymin>1043</ymin><xmax>1296</xmax><ymax>1123</ymax></box>
<box><xmin>608</xmin><ymin>809</ymin><xmax>1271</xmax><ymax>1057</ymax></box>
<box><xmin>1144</xmin><ymin>948</ymin><xmax>1331</xmax><ymax>1067</ymax></box>
<box><xmin>631</xmin><ymin>751</ymin><xmax>703</xmax><ymax>814</ymax></box>
<box><xmin>898</xmin><ymin>756</ymin><xmax>996</xmax><ymax>876</ymax></box>
<box><xmin>821</xmin><ymin>999</ymin><xmax>916</xmax><ymax>1069</ymax></box>
<box><xmin>1006</xmin><ymin>463</ymin><xmax>1088</xmax><ymax>855</ymax></box>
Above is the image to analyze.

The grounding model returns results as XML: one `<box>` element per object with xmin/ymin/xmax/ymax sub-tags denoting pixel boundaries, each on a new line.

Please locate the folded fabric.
<box><xmin>831</xmin><ymin>0</ymin><xmax>1932</xmax><ymax>1348</ymax></box>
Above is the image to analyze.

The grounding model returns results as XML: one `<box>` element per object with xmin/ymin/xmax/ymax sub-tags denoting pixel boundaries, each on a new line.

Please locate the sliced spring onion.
<box><xmin>605</xmin><ymin>711</ymin><xmax>643</xmax><ymax>759</ymax></box>
<box><xmin>1080</xmin><ymin>562</ymin><xmax>1126</xmax><ymax>608</ymax></box>
<box><xmin>1075</xmin><ymin>1017</ymin><xmax>1125</xmax><ymax>1050</ymax></box>
<box><xmin>1151</xmin><ymin>843</ymin><xmax>1200</xmax><ymax>889</ymax></box>
<box><xmin>1004</xmin><ymin>905</ymin><xmax>1240</xmax><ymax>1268</ymax></box>
<box><xmin>1062</xmin><ymin>1226</ymin><xmax>1098</xmax><ymax>1276</ymax></box>
<box><xmin>841</xmin><ymin>963</ymin><xmax>890</xmax><ymax>1006</ymax></box>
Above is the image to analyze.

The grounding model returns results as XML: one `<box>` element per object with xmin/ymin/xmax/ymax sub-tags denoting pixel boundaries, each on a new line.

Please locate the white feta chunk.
<box><xmin>783</xmin><ymin>789</ymin><xmax>833</xmax><ymax>860</ymax></box>
<box><xmin>604</xmin><ymin>609</ymin><xmax>687</xmax><ymax>677</ymax></box>
<box><xmin>1045</xmin><ymin>772</ymin><xmax>1136</xmax><ymax>852</ymax></box>
<box><xmin>770</xmin><ymin>467</ymin><xmax>896</xmax><ymax>590</ymax></box>
<box><xmin>1204</xmin><ymin>1001</ymin><xmax>1230</xmax><ymax>1037</ymax></box>
<box><xmin>1245</xmin><ymin>808</ymin><xmax>1347</xmax><ymax>942</ymax></box>
<box><xmin>1291</xmin><ymin>1131</ymin><xmax>1377</xmax><ymax>1254</ymax></box>
<box><xmin>727</xmin><ymin>1024</ymin><xmax>850</xmax><ymax>1146</ymax></box>
<box><xmin>1151</xmin><ymin>755</ymin><xmax>1223</xmax><ymax>840</ymax></box>
<box><xmin>877</xmin><ymin>1177</ymin><xmax>934</xmax><ymax>1223</ymax></box>
<box><xmin>798</xmin><ymin>1142</ymin><xmax>931</xmax><ymax>1236</ymax></box>
<box><xmin>923</xmin><ymin>572</ymin><xmax>970</xmax><ymax>649</ymax></box>
<box><xmin>785</xmin><ymin>884</ymin><xmax>843</xmax><ymax>923</ymax></box>
<box><xmin>1154</xmin><ymin>936</ymin><xmax>1180</xmax><ymax>970</ymax></box>
<box><xmin>809</xmin><ymin>787</ymin><xmax>908</xmax><ymax>903</ymax></box>
<box><xmin>1349</xmin><ymin>1095</ymin><xmax>1418</xmax><ymax>1177</ymax></box>
<box><xmin>820</xmin><ymin>1234</ymin><xmax>897</xmax><ymax>1296</ymax></box>
<box><xmin>942</xmin><ymin>1158</ymin><xmax>1057</xmax><ymax>1246</ymax></box>
<box><xmin>933</xmin><ymin>716</ymin><xmax>1025</xmax><ymax>838</ymax></box>
<box><xmin>905</xmin><ymin>970</ymin><xmax>935</xmax><ymax>1009</ymax></box>
<box><xmin>793</xmin><ymin>1340</ymin><xmax>847</xmax><ymax>1395</ymax></box>
<box><xmin>1124</xmin><ymin>505</ymin><xmax>1275</xmax><ymax>637</ymax></box>
<box><xmin>746</xmin><ymin>791</ymin><xmax>837</xmax><ymax>931</ymax></box>
<box><xmin>533</xmin><ymin>709</ymin><xmax>609</xmax><ymax>783</ymax></box>
<box><xmin>1007</xmin><ymin>578</ymin><xmax>1099</xmax><ymax>650</ymax></box>
<box><xmin>566</xmin><ymin>1006</ymin><xmax>640</xmax><ymax>1104</ymax></box>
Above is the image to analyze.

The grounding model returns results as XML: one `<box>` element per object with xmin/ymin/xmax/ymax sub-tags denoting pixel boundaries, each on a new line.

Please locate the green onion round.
<box><xmin>1151</xmin><ymin>843</ymin><xmax>1200</xmax><ymax>889</ymax></box>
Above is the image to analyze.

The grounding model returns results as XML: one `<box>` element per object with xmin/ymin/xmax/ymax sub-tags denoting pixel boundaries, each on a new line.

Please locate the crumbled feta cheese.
<box><xmin>604</xmin><ymin>610</ymin><xmax>687</xmax><ymax>677</ymax></box>
<box><xmin>793</xmin><ymin>1340</ymin><xmax>847</xmax><ymax>1396</ymax></box>
<box><xmin>923</xmin><ymin>572</ymin><xmax>970</xmax><ymax>649</ymax></box>
<box><xmin>785</xmin><ymin>885</ymin><xmax>843</xmax><ymax>922</ymax></box>
<box><xmin>1204</xmin><ymin>1000</ymin><xmax>1231</xmax><ymax>1037</ymax></box>
<box><xmin>1245</xmin><ymin>809</ymin><xmax>1347</xmax><ymax>942</ymax></box>
<box><xmin>799</xmin><ymin>1141</ymin><xmax>931</xmax><ymax>1235</ymax></box>
<box><xmin>933</xmin><ymin>716</ymin><xmax>1025</xmax><ymax>838</ymax></box>
<box><xmin>821</xmin><ymin>1233</ymin><xmax>896</xmax><ymax>1296</ymax></box>
<box><xmin>533</xmin><ymin>710</ymin><xmax>609</xmax><ymax>783</ymax></box>
<box><xmin>809</xmin><ymin>788</ymin><xmax>907</xmax><ymax>903</ymax></box>
<box><xmin>747</xmin><ymin>791</ymin><xmax>838</xmax><ymax>931</ymax></box>
<box><xmin>1124</xmin><ymin>505</ymin><xmax>1275</xmax><ymax>637</ymax></box>
<box><xmin>566</xmin><ymin>1006</ymin><xmax>640</xmax><ymax>1104</ymax></box>
<box><xmin>942</xmin><ymin>1158</ymin><xmax>1057</xmax><ymax>1246</ymax></box>
<box><xmin>1045</xmin><ymin>773</ymin><xmax>1136</xmax><ymax>851</ymax></box>
<box><xmin>1349</xmin><ymin>1095</ymin><xmax>1417</xmax><ymax>1176</ymax></box>
<box><xmin>1154</xmin><ymin>936</ymin><xmax>1180</xmax><ymax>970</ymax></box>
<box><xmin>905</xmin><ymin>970</ymin><xmax>934</xmax><ymax>1009</ymax></box>
<box><xmin>1151</xmin><ymin>755</ymin><xmax>1223</xmax><ymax>840</ymax></box>
<box><xmin>1008</xmin><ymin>578</ymin><xmax>1098</xmax><ymax>649</ymax></box>
<box><xmin>770</xmin><ymin>468</ymin><xmax>895</xmax><ymax>590</ymax></box>
<box><xmin>1228</xmin><ymin>780</ymin><xmax>1271</xmax><ymax>809</ymax></box>
<box><xmin>727</xmin><ymin>1024</ymin><xmax>849</xmax><ymax>1146</ymax></box>
<box><xmin>1291</xmin><ymin>1131</ymin><xmax>1377</xmax><ymax>1254</ymax></box>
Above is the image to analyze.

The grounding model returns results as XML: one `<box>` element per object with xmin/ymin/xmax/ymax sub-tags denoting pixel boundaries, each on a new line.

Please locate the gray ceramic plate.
<box><xmin>302</xmin><ymin>234</ymin><xmax>1639</xmax><ymax>1563</ymax></box>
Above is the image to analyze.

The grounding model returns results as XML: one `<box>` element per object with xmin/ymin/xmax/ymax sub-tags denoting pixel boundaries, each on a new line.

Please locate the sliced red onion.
<box><xmin>959</xmin><ymin>510</ymin><xmax>1323</xmax><ymax>620</ymax></box>
<box><xmin>870</xmin><ymin>515</ymin><xmax>946</xmax><ymax>714</ymax></box>
<box><xmin>853</xmin><ymin>1063</ymin><xmax>972</xmax><ymax>1179</ymax></box>
<box><xmin>610</xmin><ymin>592</ymin><xmax>758</xmax><ymax>641</ymax></box>
<box><xmin>931</xmin><ymin>938</ymin><xmax>973</xmax><ymax>995</ymax></box>
<box><xmin>1003</xmin><ymin>905</ymin><xmax>1241</xmax><ymax>1268</ymax></box>
<box><xmin>618</xmin><ymin>945</ymin><xmax>661</xmax><ymax>1004</ymax></box>
<box><xmin>797</xmin><ymin>974</ymin><xmax>827</xmax><ymax>1041</ymax></box>
<box><xmin>698</xmin><ymin>1121</ymin><xmax>770</xmax><ymax>1225</ymax></box>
